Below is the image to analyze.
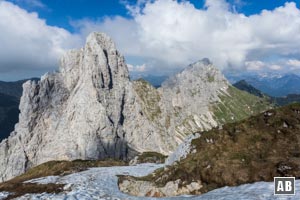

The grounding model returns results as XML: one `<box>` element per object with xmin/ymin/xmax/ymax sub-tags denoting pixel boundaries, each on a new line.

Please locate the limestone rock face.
<box><xmin>0</xmin><ymin>33</ymin><xmax>270</xmax><ymax>182</ymax></box>
<box><xmin>158</xmin><ymin>59</ymin><xmax>229</xmax><ymax>141</ymax></box>
<box><xmin>0</xmin><ymin>32</ymin><xmax>134</xmax><ymax>181</ymax></box>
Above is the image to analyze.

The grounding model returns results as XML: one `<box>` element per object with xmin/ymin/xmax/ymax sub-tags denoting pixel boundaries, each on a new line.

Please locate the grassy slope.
<box><xmin>213</xmin><ymin>86</ymin><xmax>272</xmax><ymax>124</ymax></box>
<box><xmin>131</xmin><ymin>103</ymin><xmax>300</xmax><ymax>194</ymax></box>
<box><xmin>134</xmin><ymin>79</ymin><xmax>271</xmax><ymax>129</ymax></box>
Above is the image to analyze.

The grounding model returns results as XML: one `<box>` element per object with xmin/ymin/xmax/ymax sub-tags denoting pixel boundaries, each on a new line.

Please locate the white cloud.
<box><xmin>269</xmin><ymin>65</ymin><xmax>282</xmax><ymax>71</ymax></box>
<box><xmin>2</xmin><ymin>0</ymin><xmax>300</xmax><ymax>79</ymax></box>
<box><xmin>127</xmin><ymin>63</ymin><xmax>147</xmax><ymax>72</ymax></box>
<box><xmin>75</xmin><ymin>0</ymin><xmax>300</xmax><ymax>73</ymax></box>
<box><xmin>73</xmin><ymin>16</ymin><xmax>140</xmax><ymax>56</ymax></box>
<box><xmin>245</xmin><ymin>61</ymin><xmax>266</xmax><ymax>71</ymax></box>
<box><xmin>287</xmin><ymin>59</ymin><xmax>300</xmax><ymax>69</ymax></box>
<box><xmin>245</xmin><ymin>61</ymin><xmax>286</xmax><ymax>72</ymax></box>
<box><xmin>0</xmin><ymin>1</ymin><xmax>82</xmax><ymax>73</ymax></box>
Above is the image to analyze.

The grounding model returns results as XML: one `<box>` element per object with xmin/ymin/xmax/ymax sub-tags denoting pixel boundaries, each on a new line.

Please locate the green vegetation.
<box><xmin>123</xmin><ymin>104</ymin><xmax>300</xmax><ymax>194</ymax></box>
<box><xmin>207</xmin><ymin>74</ymin><xmax>215</xmax><ymax>82</ymax></box>
<box><xmin>133</xmin><ymin>79</ymin><xmax>162</xmax><ymax>121</ymax></box>
<box><xmin>233</xmin><ymin>80</ymin><xmax>265</xmax><ymax>98</ymax></box>
<box><xmin>0</xmin><ymin>159</ymin><xmax>127</xmax><ymax>199</ymax></box>
<box><xmin>134</xmin><ymin>152</ymin><xmax>167</xmax><ymax>164</ymax></box>
<box><xmin>213</xmin><ymin>86</ymin><xmax>272</xmax><ymax>123</ymax></box>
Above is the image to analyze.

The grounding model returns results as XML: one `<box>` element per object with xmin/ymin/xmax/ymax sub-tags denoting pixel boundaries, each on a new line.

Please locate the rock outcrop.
<box><xmin>119</xmin><ymin>176</ymin><xmax>203</xmax><ymax>197</ymax></box>
<box><xmin>0</xmin><ymin>32</ymin><xmax>271</xmax><ymax>182</ymax></box>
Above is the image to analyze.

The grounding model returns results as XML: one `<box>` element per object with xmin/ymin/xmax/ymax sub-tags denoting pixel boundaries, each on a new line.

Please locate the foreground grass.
<box><xmin>0</xmin><ymin>159</ymin><xmax>127</xmax><ymax>199</ymax></box>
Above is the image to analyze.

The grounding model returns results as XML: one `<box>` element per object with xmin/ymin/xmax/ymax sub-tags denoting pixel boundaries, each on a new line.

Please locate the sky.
<box><xmin>0</xmin><ymin>0</ymin><xmax>300</xmax><ymax>81</ymax></box>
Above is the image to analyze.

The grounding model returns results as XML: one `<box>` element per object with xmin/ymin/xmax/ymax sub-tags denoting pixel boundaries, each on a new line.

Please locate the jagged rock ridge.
<box><xmin>0</xmin><ymin>32</ymin><xmax>270</xmax><ymax>182</ymax></box>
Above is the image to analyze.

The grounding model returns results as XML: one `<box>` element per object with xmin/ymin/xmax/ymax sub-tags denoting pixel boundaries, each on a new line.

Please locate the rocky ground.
<box><xmin>1</xmin><ymin>164</ymin><xmax>300</xmax><ymax>200</ymax></box>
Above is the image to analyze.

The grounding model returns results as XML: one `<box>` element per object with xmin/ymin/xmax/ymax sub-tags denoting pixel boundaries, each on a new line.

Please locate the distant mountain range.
<box><xmin>131</xmin><ymin>72</ymin><xmax>300</xmax><ymax>97</ymax></box>
<box><xmin>0</xmin><ymin>93</ymin><xmax>19</xmax><ymax>141</ymax></box>
<box><xmin>0</xmin><ymin>78</ymin><xmax>39</xmax><ymax>98</ymax></box>
<box><xmin>0</xmin><ymin>78</ymin><xmax>39</xmax><ymax>141</ymax></box>
<box><xmin>130</xmin><ymin>74</ymin><xmax>168</xmax><ymax>88</ymax></box>
<box><xmin>227</xmin><ymin>73</ymin><xmax>300</xmax><ymax>97</ymax></box>
<box><xmin>233</xmin><ymin>80</ymin><xmax>265</xmax><ymax>98</ymax></box>
<box><xmin>233</xmin><ymin>80</ymin><xmax>300</xmax><ymax>106</ymax></box>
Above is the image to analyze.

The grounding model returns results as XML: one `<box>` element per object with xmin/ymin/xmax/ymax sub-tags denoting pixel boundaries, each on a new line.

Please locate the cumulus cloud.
<box><xmin>75</xmin><ymin>0</ymin><xmax>300</xmax><ymax>74</ymax></box>
<box><xmin>245</xmin><ymin>61</ymin><xmax>282</xmax><ymax>71</ymax></box>
<box><xmin>287</xmin><ymin>59</ymin><xmax>300</xmax><ymax>69</ymax></box>
<box><xmin>127</xmin><ymin>63</ymin><xmax>147</xmax><ymax>72</ymax></box>
<box><xmin>0</xmin><ymin>1</ymin><xmax>81</xmax><ymax>74</ymax></box>
<box><xmin>2</xmin><ymin>0</ymin><xmax>300</xmax><ymax>80</ymax></box>
<box><xmin>269</xmin><ymin>65</ymin><xmax>282</xmax><ymax>71</ymax></box>
<box><xmin>245</xmin><ymin>61</ymin><xmax>266</xmax><ymax>71</ymax></box>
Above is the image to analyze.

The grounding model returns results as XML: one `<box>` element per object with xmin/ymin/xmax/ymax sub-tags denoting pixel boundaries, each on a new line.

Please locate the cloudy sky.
<box><xmin>0</xmin><ymin>0</ymin><xmax>300</xmax><ymax>81</ymax></box>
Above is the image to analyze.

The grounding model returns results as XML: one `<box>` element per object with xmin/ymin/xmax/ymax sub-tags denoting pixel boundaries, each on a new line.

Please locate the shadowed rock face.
<box><xmin>0</xmin><ymin>32</ymin><xmax>271</xmax><ymax>182</ymax></box>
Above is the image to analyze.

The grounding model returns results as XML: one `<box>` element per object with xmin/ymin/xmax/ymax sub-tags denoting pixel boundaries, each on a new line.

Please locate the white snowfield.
<box><xmin>1</xmin><ymin>164</ymin><xmax>299</xmax><ymax>200</ymax></box>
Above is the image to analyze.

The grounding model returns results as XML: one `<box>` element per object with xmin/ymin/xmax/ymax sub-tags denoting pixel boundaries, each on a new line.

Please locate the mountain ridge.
<box><xmin>0</xmin><ymin>32</ymin><xmax>271</xmax><ymax>182</ymax></box>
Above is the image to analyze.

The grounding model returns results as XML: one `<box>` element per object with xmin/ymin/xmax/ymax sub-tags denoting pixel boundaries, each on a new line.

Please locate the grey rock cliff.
<box><xmin>0</xmin><ymin>32</ymin><xmax>134</xmax><ymax>181</ymax></box>
<box><xmin>0</xmin><ymin>33</ymin><xmax>270</xmax><ymax>182</ymax></box>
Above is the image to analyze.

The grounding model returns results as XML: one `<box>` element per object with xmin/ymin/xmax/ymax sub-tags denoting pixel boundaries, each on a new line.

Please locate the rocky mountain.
<box><xmin>119</xmin><ymin>103</ymin><xmax>300</xmax><ymax>197</ymax></box>
<box><xmin>233</xmin><ymin>80</ymin><xmax>265</xmax><ymax>98</ymax></box>
<box><xmin>0</xmin><ymin>32</ymin><xmax>271</xmax><ymax>182</ymax></box>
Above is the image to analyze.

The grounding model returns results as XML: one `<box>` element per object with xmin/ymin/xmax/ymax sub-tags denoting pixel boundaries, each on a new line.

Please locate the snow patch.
<box><xmin>165</xmin><ymin>133</ymin><xmax>201</xmax><ymax>166</ymax></box>
<box><xmin>1</xmin><ymin>164</ymin><xmax>300</xmax><ymax>199</ymax></box>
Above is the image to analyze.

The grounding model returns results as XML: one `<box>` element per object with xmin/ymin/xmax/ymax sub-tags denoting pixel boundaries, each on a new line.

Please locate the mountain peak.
<box><xmin>0</xmin><ymin>33</ymin><xmax>271</xmax><ymax>183</ymax></box>
<box><xmin>162</xmin><ymin>59</ymin><xmax>227</xmax><ymax>89</ymax></box>
<box><xmin>196</xmin><ymin>58</ymin><xmax>212</xmax><ymax>66</ymax></box>
<box><xmin>186</xmin><ymin>58</ymin><xmax>212</xmax><ymax>71</ymax></box>
<box><xmin>86</xmin><ymin>32</ymin><xmax>117</xmax><ymax>53</ymax></box>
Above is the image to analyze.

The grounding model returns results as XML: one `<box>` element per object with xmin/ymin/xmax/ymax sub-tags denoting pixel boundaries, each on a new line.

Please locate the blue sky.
<box><xmin>10</xmin><ymin>0</ymin><xmax>299</xmax><ymax>32</ymax></box>
<box><xmin>1</xmin><ymin>0</ymin><xmax>300</xmax><ymax>80</ymax></box>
